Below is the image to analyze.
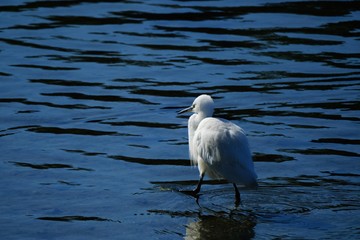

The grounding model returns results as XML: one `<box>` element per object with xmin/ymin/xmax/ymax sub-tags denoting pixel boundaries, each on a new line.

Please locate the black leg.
<box><xmin>180</xmin><ymin>173</ymin><xmax>204</xmax><ymax>199</ymax></box>
<box><xmin>193</xmin><ymin>173</ymin><xmax>204</xmax><ymax>195</ymax></box>
<box><xmin>233</xmin><ymin>183</ymin><xmax>241</xmax><ymax>206</ymax></box>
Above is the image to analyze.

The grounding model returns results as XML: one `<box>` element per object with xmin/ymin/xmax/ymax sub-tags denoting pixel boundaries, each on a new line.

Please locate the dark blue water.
<box><xmin>1</xmin><ymin>0</ymin><xmax>360</xmax><ymax>239</ymax></box>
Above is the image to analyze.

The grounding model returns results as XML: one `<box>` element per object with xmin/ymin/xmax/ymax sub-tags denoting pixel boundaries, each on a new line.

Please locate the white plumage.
<box><xmin>178</xmin><ymin>94</ymin><xmax>257</xmax><ymax>204</ymax></box>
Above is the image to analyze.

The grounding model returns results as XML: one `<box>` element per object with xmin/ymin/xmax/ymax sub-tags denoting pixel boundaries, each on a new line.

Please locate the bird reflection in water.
<box><xmin>185</xmin><ymin>210</ymin><xmax>256</xmax><ymax>240</ymax></box>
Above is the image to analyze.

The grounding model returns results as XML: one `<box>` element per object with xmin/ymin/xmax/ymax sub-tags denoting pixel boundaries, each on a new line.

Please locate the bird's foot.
<box><xmin>179</xmin><ymin>189</ymin><xmax>202</xmax><ymax>207</ymax></box>
<box><xmin>234</xmin><ymin>197</ymin><xmax>241</xmax><ymax>208</ymax></box>
<box><xmin>179</xmin><ymin>189</ymin><xmax>201</xmax><ymax>198</ymax></box>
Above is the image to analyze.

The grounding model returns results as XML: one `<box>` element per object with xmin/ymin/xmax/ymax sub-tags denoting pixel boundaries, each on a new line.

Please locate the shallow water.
<box><xmin>1</xmin><ymin>0</ymin><xmax>360</xmax><ymax>239</ymax></box>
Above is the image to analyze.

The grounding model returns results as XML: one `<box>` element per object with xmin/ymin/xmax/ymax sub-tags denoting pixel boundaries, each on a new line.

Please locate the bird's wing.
<box><xmin>194</xmin><ymin>118</ymin><xmax>257</xmax><ymax>185</ymax></box>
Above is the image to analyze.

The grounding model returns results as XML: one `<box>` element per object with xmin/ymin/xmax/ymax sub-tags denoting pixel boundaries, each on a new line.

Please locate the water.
<box><xmin>1</xmin><ymin>0</ymin><xmax>359</xmax><ymax>239</ymax></box>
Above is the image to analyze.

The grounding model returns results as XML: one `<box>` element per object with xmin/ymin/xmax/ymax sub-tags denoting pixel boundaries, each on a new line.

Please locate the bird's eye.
<box><xmin>192</xmin><ymin>104</ymin><xmax>196</xmax><ymax>109</ymax></box>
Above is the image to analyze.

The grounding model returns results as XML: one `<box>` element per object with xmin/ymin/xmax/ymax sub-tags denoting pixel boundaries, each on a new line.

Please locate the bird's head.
<box><xmin>178</xmin><ymin>94</ymin><xmax>214</xmax><ymax>117</ymax></box>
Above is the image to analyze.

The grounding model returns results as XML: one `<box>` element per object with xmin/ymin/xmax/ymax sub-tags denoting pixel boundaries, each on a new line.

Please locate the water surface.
<box><xmin>1</xmin><ymin>0</ymin><xmax>359</xmax><ymax>239</ymax></box>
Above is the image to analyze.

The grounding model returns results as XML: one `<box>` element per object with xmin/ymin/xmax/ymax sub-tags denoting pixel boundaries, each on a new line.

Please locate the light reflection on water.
<box><xmin>0</xmin><ymin>0</ymin><xmax>359</xmax><ymax>239</ymax></box>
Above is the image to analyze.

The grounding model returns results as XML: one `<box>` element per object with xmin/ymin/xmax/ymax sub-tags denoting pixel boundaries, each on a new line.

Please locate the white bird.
<box><xmin>178</xmin><ymin>94</ymin><xmax>257</xmax><ymax>205</ymax></box>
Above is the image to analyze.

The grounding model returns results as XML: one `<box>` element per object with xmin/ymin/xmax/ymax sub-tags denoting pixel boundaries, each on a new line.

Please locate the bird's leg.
<box><xmin>233</xmin><ymin>183</ymin><xmax>241</xmax><ymax>206</ymax></box>
<box><xmin>180</xmin><ymin>173</ymin><xmax>204</xmax><ymax>198</ymax></box>
<box><xmin>193</xmin><ymin>173</ymin><xmax>204</xmax><ymax>195</ymax></box>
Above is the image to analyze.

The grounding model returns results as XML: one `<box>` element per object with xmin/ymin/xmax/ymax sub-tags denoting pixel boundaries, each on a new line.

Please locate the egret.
<box><xmin>178</xmin><ymin>94</ymin><xmax>257</xmax><ymax>205</ymax></box>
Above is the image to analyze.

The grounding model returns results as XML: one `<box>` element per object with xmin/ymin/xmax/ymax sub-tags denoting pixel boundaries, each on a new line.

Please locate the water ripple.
<box><xmin>10</xmin><ymin>161</ymin><xmax>93</xmax><ymax>171</ymax></box>
<box><xmin>37</xmin><ymin>215</ymin><xmax>120</xmax><ymax>223</ymax></box>
<box><xmin>1</xmin><ymin>0</ymin><xmax>359</xmax><ymax>239</ymax></box>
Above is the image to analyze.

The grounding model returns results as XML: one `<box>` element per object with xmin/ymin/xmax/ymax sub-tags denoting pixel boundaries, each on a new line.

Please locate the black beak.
<box><xmin>178</xmin><ymin>106</ymin><xmax>193</xmax><ymax>114</ymax></box>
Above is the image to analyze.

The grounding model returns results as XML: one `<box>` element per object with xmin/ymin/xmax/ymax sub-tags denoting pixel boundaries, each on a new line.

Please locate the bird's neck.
<box><xmin>188</xmin><ymin>113</ymin><xmax>208</xmax><ymax>140</ymax></box>
<box><xmin>198</xmin><ymin>111</ymin><xmax>212</xmax><ymax>122</ymax></box>
<box><xmin>195</xmin><ymin>112</ymin><xmax>208</xmax><ymax>125</ymax></box>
